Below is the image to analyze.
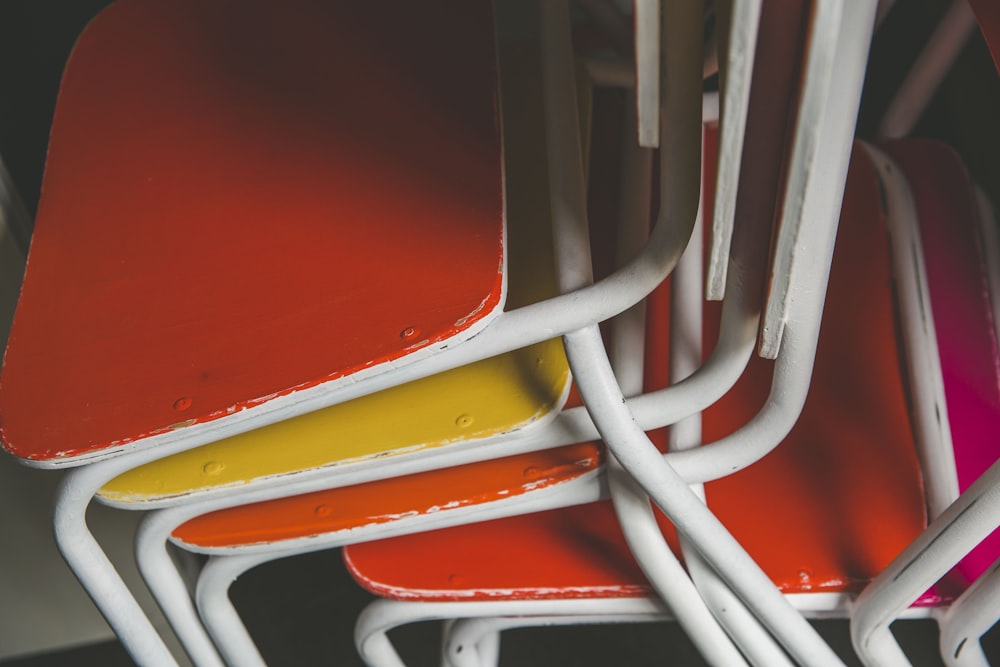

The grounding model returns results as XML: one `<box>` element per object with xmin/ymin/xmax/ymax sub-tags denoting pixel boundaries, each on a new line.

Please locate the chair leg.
<box><xmin>438</xmin><ymin>619</ymin><xmax>497</xmax><ymax>667</ymax></box>
<box><xmin>439</xmin><ymin>620</ymin><xmax>458</xmax><ymax>667</ymax></box>
<box><xmin>567</xmin><ymin>319</ymin><xmax>849</xmax><ymax>667</ymax></box>
<box><xmin>444</xmin><ymin>610</ymin><xmax>673</xmax><ymax>667</ymax></box>
<box><xmin>136</xmin><ymin>510</ymin><xmax>228</xmax><ymax>667</ymax></box>
<box><xmin>681</xmin><ymin>543</ymin><xmax>793</xmax><ymax>667</ymax></box>
<box><xmin>474</xmin><ymin>630</ymin><xmax>501</xmax><ymax>667</ymax></box>
<box><xmin>356</xmin><ymin>599</ymin><xmax>464</xmax><ymax>667</ymax></box>
<box><xmin>606</xmin><ymin>92</ymin><xmax>748</xmax><ymax>667</ymax></box>
<box><xmin>357</xmin><ymin>598</ymin><xmax>668</xmax><ymax>667</ymax></box>
<box><xmin>54</xmin><ymin>463</ymin><xmax>177</xmax><ymax>666</ymax></box>
<box><xmin>852</xmin><ymin>461</ymin><xmax>1000</xmax><ymax>667</ymax></box>
<box><xmin>940</xmin><ymin>558</ymin><xmax>1000</xmax><ymax>667</ymax></box>
<box><xmin>607</xmin><ymin>459</ymin><xmax>753</xmax><ymax>666</ymax></box>
<box><xmin>196</xmin><ymin>552</ymin><xmax>276</xmax><ymax>667</ymax></box>
<box><xmin>667</xmin><ymin>128</ymin><xmax>789</xmax><ymax>667</ymax></box>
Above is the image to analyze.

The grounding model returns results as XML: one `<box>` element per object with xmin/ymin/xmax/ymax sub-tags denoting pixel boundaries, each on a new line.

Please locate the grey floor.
<box><xmin>2</xmin><ymin>1</ymin><xmax>1000</xmax><ymax>665</ymax></box>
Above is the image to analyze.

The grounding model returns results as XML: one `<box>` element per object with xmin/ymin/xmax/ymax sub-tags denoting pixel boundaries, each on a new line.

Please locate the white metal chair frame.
<box><xmin>941</xmin><ymin>556</ymin><xmax>1000</xmax><ymax>666</ymax></box>
<box><xmin>852</xmin><ymin>460</ymin><xmax>1000</xmax><ymax>667</ymax></box>
<box><xmin>434</xmin><ymin>137</ymin><xmax>996</xmax><ymax>667</ymax></box>
<box><xmin>350</xmin><ymin>2</ymin><xmax>880</xmax><ymax>667</ymax></box>
<box><xmin>349</xmin><ymin>2</ymin><xmax>881</xmax><ymax>667</ymax></box>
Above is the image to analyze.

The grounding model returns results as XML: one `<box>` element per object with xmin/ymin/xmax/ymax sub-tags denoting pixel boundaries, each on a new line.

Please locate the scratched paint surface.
<box><xmin>344</xmin><ymin>148</ymin><xmax>926</xmax><ymax>600</ymax></box>
<box><xmin>0</xmin><ymin>0</ymin><xmax>503</xmax><ymax>461</ymax></box>
<box><xmin>100</xmin><ymin>340</ymin><xmax>569</xmax><ymax>502</ymax></box>
<box><xmin>885</xmin><ymin>141</ymin><xmax>1000</xmax><ymax>602</ymax></box>
<box><xmin>172</xmin><ymin>443</ymin><xmax>600</xmax><ymax>549</ymax></box>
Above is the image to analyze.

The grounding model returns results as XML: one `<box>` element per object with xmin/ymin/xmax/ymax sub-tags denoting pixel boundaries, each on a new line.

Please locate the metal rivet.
<box><xmin>173</xmin><ymin>397</ymin><xmax>193</xmax><ymax>411</ymax></box>
<box><xmin>314</xmin><ymin>505</ymin><xmax>333</xmax><ymax>517</ymax></box>
<box><xmin>455</xmin><ymin>414</ymin><xmax>474</xmax><ymax>428</ymax></box>
<box><xmin>523</xmin><ymin>466</ymin><xmax>542</xmax><ymax>479</ymax></box>
<box><xmin>202</xmin><ymin>461</ymin><xmax>224</xmax><ymax>475</ymax></box>
<box><xmin>400</xmin><ymin>326</ymin><xmax>419</xmax><ymax>339</ymax></box>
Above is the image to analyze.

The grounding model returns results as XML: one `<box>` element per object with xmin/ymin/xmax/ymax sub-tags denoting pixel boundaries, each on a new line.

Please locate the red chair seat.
<box><xmin>0</xmin><ymin>0</ymin><xmax>503</xmax><ymax>463</ymax></box>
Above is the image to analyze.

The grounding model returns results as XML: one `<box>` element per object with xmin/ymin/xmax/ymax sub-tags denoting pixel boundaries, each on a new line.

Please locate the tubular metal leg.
<box><xmin>355</xmin><ymin>598</ymin><xmax>667</xmax><ymax>667</ymax></box>
<box><xmin>940</xmin><ymin>558</ymin><xmax>1000</xmax><ymax>667</ymax></box>
<box><xmin>54</xmin><ymin>462</ymin><xmax>178</xmax><ymax>666</ymax></box>
<box><xmin>852</xmin><ymin>461</ymin><xmax>1000</xmax><ymax>667</ymax></box>
<box><xmin>136</xmin><ymin>510</ymin><xmax>228</xmax><ymax>667</ymax></box>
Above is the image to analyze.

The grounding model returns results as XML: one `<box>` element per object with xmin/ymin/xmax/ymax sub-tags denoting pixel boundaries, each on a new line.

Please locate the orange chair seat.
<box><xmin>0</xmin><ymin>0</ymin><xmax>503</xmax><ymax>463</ymax></box>
<box><xmin>342</xmin><ymin>147</ymin><xmax>928</xmax><ymax>602</ymax></box>
<box><xmin>172</xmin><ymin>443</ymin><xmax>602</xmax><ymax>550</ymax></box>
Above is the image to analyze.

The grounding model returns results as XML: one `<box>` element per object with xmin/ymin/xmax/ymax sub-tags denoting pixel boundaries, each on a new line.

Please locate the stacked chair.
<box><xmin>2</xmin><ymin>0</ymin><xmax>1000</xmax><ymax>666</ymax></box>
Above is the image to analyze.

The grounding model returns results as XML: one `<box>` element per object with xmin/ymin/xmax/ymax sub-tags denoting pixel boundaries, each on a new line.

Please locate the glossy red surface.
<box><xmin>0</xmin><ymin>0</ymin><xmax>503</xmax><ymax>461</ymax></box>
<box><xmin>173</xmin><ymin>443</ymin><xmax>602</xmax><ymax>549</ymax></box>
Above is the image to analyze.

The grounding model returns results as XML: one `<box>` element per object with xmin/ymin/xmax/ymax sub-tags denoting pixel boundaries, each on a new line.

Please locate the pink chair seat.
<box><xmin>884</xmin><ymin>140</ymin><xmax>1000</xmax><ymax>602</ymax></box>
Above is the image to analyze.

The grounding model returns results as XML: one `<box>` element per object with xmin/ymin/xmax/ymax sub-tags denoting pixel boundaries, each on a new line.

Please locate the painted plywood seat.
<box><xmin>171</xmin><ymin>442</ymin><xmax>602</xmax><ymax>550</ymax></box>
<box><xmin>0</xmin><ymin>0</ymin><xmax>516</xmax><ymax>468</ymax></box>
